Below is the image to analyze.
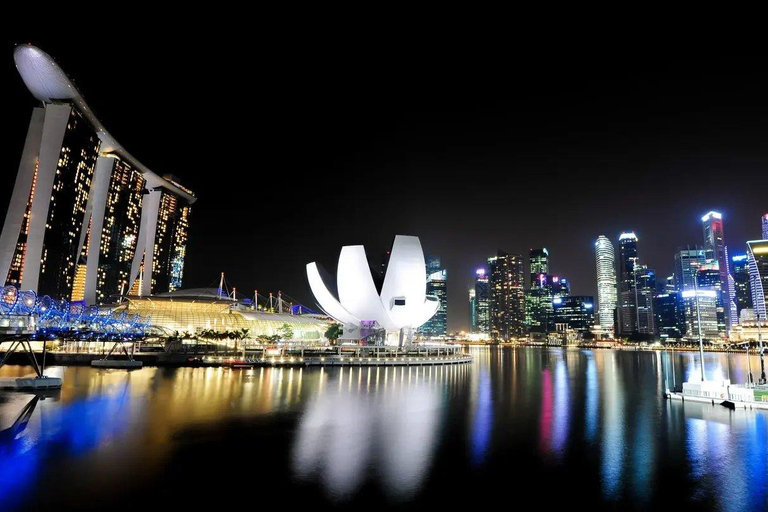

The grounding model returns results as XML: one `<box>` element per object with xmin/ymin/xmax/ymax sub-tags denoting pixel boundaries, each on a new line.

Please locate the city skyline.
<box><xmin>2</xmin><ymin>37</ymin><xmax>768</xmax><ymax>331</ymax></box>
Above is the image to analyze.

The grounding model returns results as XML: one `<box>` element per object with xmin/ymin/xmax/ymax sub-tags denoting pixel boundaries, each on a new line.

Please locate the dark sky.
<box><xmin>2</xmin><ymin>33</ymin><xmax>767</xmax><ymax>331</ymax></box>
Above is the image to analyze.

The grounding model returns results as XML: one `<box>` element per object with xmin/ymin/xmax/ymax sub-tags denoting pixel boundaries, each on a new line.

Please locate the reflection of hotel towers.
<box><xmin>594</xmin><ymin>235</ymin><xmax>617</xmax><ymax>331</ymax></box>
<box><xmin>0</xmin><ymin>45</ymin><xmax>195</xmax><ymax>304</ymax></box>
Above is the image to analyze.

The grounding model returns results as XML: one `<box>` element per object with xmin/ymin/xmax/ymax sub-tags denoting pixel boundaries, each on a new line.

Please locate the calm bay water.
<box><xmin>1</xmin><ymin>347</ymin><xmax>767</xmax><ymax>510</ymax></box>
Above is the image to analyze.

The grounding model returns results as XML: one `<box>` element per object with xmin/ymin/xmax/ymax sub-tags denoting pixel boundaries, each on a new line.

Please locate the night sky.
<box><xmin>2</xmin><ymin>34</ymin><xmax>767</xmax><ymax>331</ymax></box>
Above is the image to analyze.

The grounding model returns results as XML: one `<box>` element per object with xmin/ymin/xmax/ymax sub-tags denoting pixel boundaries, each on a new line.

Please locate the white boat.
<box><xmin>665</xmin><ymin>379</ymin><xmax>768</xmax><ymax>410</ymax></box>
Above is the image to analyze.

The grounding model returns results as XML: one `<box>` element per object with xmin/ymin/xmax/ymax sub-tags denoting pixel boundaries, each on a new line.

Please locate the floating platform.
<box><xmin>0</xmin><ymin>376</ymin><xmax>62</xmax><ymax>390</ymax></box>
<box><xmin>91</xmin><ymin>359</ymin><xmax>143</xmax><ymax>369</ymax></box>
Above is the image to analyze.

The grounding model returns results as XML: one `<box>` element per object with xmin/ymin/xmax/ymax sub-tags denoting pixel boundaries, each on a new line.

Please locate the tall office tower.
<box><xmin>551</xmin><ymin>295</ymin><xmax>595</xmax><ymax>332</ymax></box>
<box><xmin>701</xmin><ymin>211</ymin><xmax>732</xmax><ymax>332</ymax></box>
<box><xmin>763</xmin><ymin>214</ymin><xmax>768</xmax><ymax>240</ymax></box>
<box><xmin>474</xmin><ymin>268</ymin><xmax>490</xmax><ymax>333</ymax></box>
<box><xmin>682</xmin><ymin>289</ymin><xmax>720</xmax><ymax>341</ymax></box>
<box><xmin>550</xmin><ymin>276</ymin><xmax>569</xmax><ymax>297</ymax></box>
<box><xmin>0</xmin><ymin>45</ymin><xmax>196</xmax><ymax>303</ymax></box>
<box><xmin>469</xmin><ymin>289</ymin><xmax>477</xmax><ymax>332</ymax></box>
<box><xmin>664</xmin><ymin>275</ymin><xmax>676</xmax><ymax>293</ymax></box>
<box><xmin>674</xmin><ymin>248</ymin><xmax>706</xmax><ymax>291</ymax></box>
<box><xmin>697</xmin><ymin>263</ymin><xmax>726</xmax><ymax>334</ymax></box>
<box><xmin>594</xmin><ymin>235</ymin><xmax>617</xmax><ymax>331</ymax></box>
<box><xmin>488</xmin><ymin>251</ymin><xmax>525</xmax><ymax>340</ymax></box>
<box><xmin>655</xmin><ymin>292</ymin><xmax>685</xmax><ymax>341</ymax></box>
<box><xmin>529</xmin><ymin>248</ymin><xmax>549</xmax><ymax>288</ymax></box>
<box><xmin>419</xmin><ymin>256</ymin><xmax>448</xmax><ymax>336</ymax></box>
<box><xmin>617</xmin><ymin>232</ymin><xmax>639</xmax><ymax>336</ymax></box>
<box><xmin>731</xmin><ymin>253</ymin><xmax>753</xmax><ymax>318</ymax></box>
<box><xmin>524</xmin><ymin>287</ymin><xmax>550</xmax><ymax>333</ymax></box>
<box><xmin>747</xmin><ymin>240</ymin><xmax>768</xmax><ymax>322</ymax></box>
<box><xmin>636</xmin><ymin>265</ymin><xmax>656</xmax><ymax>335</ymax></box>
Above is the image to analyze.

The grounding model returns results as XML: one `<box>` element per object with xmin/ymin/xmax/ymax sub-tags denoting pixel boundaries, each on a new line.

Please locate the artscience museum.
<box><xmin>306</xmin><ymin>235</ymin><xmax>439</xmax><ymax>346</ymax></box>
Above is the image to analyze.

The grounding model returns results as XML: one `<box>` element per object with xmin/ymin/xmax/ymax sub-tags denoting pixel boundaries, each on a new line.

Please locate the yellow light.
<box><xmin>753</xmin><ymin>246</ymin><xmax>768</xmax><ymax>255</ymax></box>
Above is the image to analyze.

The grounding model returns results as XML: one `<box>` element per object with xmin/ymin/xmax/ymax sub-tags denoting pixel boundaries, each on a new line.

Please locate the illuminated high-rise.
<box><xmin>419</xmin><ymin>256</ymin><xmax>447</xmax><ymax>336</ymax></box>
<box><xmin>763</xmin><ymin>214</ymin><xmax>768</xmax><ymax>240</ymax></box>
<box><xmin>617</xmin><ymin>232</ymin><xmax>638</xmax><ymax>336</ymax></box>
<box><xmin>474</xmin><ymin>268</ymin><xmax>490</xmax><ymax>333</ymax></box>
<box><xmin>469</xmin><ymin>289</ymin><xmax>477</xmax><ymax>332</ymax></box>
<box><xmin>594</xmin><ymin>235</ymin><xmax>617</xmax><ymax>332</ymax></box>
<box><xmin>636</xmin><ymin>264</ymin><xmax>656</xmax><ymax>335</ymax></box>
<box><xmin>701</xmin><ymin>211</ymin><xmax>732</xmax><ymax>332</ymax></box>
<box><xmin>488</xmin><ymin>251</ymin><xmax>525</xmax><ymax>340</ymax></box>
<box><xmin>529</xmin><ymin>248</ymin><xmax>549</xmax><ymax>288</ymax></box>
<box><xmin>674</xmin><ymin>248</ymin><xmax>706</xmax><ymax>291</ymax></box>
<box><xmin>731</xmin><ymin>253</ymin><xmax>753</xmax><ymax>318</ymax></box>
<box><xmin>747</xmin><ymin>240</ymin><xmax>768</xmax><ymax>322</ymax></box>
<box><xmin>525</xmin><ymin>248</ymin><xmax>552</xmax><ymax>333</ymax></box>
<box><xmin>0</xmin><ymin>45</ymin><xmax>196</xmax><ymax>303</ymax></box>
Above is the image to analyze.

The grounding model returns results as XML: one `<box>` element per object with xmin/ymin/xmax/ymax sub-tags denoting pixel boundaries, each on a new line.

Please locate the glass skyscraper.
<box><xmin>488</xmin><ymin>251</ymin><xmax>525</xmax><ymax>340</ymax></box>
<box><xmin>674</xmin><ymin>248</ymin><xmax>706</xmax><ymax>291</ymax></box>
<box><xmin>529</xmin><ymin>248</ymin><xmax>549</xmax><ymax>288</ymax></box>
<box><xmin>594</xmin><ymin>235</ymin><xmax>617</xmax><ymax>332</ymax></box>
<box><xmin>701</xmin><ymin>211</ymin><xmax>732</xmax><ymax>332</ymax></box>
<box><xmin>474</xmin><ymin>268</ymin><xmax>490</xmax><ymax>333</ymax></box>
<box><xmin>636</xmin><ymin>265</ymin><xmax>656</xmax><ymax>335</ymax></box>
<box><xmin>419</xmin><ymin>256</ymin><xmax>447</xmax><ymax>336</ymax></box>
<box><xmin>731</xmin><ymin>253</ymin><xmax>753</xmax><ymax>320</ymax></box>
<box><xmin>747</xmin><ymin>240</ymin><xmax>768</xmax><ymax>322</ymax></box>
<box><xmin>551</xmin><ymin>295</ymin><xmax>595</xmax><ymax>332</ymax></box>
<box><xmin>469</xmin><ymin>288</ymin><xmax>477</xmax><ymax>332</ymax></box>
<box><xmin>655</xmin><ymin>292</ymin><xmax>685</xmax><ymax>341</ymax></box>
<box><xmin>762</xmin><ymin>213</ymin><xmax>768</xmax><ymax>240</ymax></box>
<box><xmin>617</xmin><ymin>232</ymin><xmax>638</xmax><ymax>336</ymax></box>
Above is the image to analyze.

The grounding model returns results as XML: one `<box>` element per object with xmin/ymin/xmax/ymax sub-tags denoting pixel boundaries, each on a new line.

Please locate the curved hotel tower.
<box><xmin>747</xmin><ymin>240</ymin><xmax>768</xmax><ymax>322</ymax></box>
<box><xmin>594</xmin><ymin>235</ymin><xmax>617</xmax><ymax>331</ymax></box>
<box><xmin>0</xmin><ymin>45</ymin><xmax>195</xmax><ymax>304</ymax></box>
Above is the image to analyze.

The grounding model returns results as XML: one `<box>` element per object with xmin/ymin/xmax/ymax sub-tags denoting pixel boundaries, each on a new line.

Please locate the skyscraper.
<box><xmin>469</xmin><ymin>289</ymin><xmax>477</xmax><ymax>332</ymax></box>
<box><xmin>636</xmin><ymin>265</ymin><xmax>656</xmax><ymax>335</ymax></box>
<box><xmin>701</xmin><ymin>211</ymin><xmax>732</xmax><ymax>332</ymax></box>
<box><xmin>529</xmin><ymin>248</ymin><xmax>549</xmax><ymax>288</ymax></box>
<box><xmin>763</xmin><ymin>214</ymin><xmax>768</xmax><ymax>240</ymax></box>
<box><xmin>474</xmin><ymin>268</ymin><xmax>490</xmax><ymax>333</ymax></box>
<box><xmin>674</xmin><ymin>248</ymin><xmax>706</xmax><ymax>291</ymax></box>
<box><xmin>655</xmin><ymin>292</ymin><xmax>685</xmax><ymax>341</ymax></box>
<box><xmin>551</xmin><ymin>295</ymin><xmax>595</xmax><ymax>332</ymax></box>
<box><xmin>747</xmin><ymin>240</ymin><xmax>768</xmax><ymax>322</ymax></box>
<box><xmin>617</xmin><ymin>232</ymin><xmax>639</xmax><ymax>336</ymax></box>
<box><xmin>0</xmin><ymin>45</ymin><xmax>196</xmax><ymax>303</ymax></box>
<box><xmin>731</xmin><ymin>253</ymin><xmax>753</xmax><ymax>319</ymax></box>
<box><xmin>488</xmin><ymin>251</ymin><xmax>525</xmax><ymax>340</ymax></box>
<box><xmin>594</xmin><ymin>235</ymin><xmax>617</xmax><ymax>332</ymax></box>
<box><xmin>419</xmin><ymin>256</ymin><xmax>447</xmax><ymax>336</ymax></box>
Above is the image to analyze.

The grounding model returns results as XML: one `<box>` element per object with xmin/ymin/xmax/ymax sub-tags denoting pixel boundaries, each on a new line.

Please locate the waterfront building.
<box><xmin>747</xmin><ymin>240</ymin><xmax>768</xmax><ymax>322</ymax></box>
<box><xmin>112</xmin><ymin>288</ymin><xmax>329</xmax><ymax>340</ymax></box>
<box><xmin>0</xmin><ymin>45</ymin><xmax>195</xmax><ymax>304</ymax></box>
<box><xmin>474</xmin><ymin>268</ymin><xmax>490</xmax><ymax>333</ymax></box>
<box><xmin>469</xmin><ymin>289</ymin><xmax>477</xmax><ymax>332</ymax></box>
<box><xmin>731</xmin><ymin>253</ymin><xmax>753</xmax><ymax>318</ymax></box>
<box><xmin>594</xmin><ymin>235</ymin><xmax>617</xmax><ymax>332</ymax></box>
<box><xmin>681</xmin><ymin>289</ymin><xmax>720</xmax><ymax>341</ymax></box>
<box><xmin>524</xmin><ymin>287</ymin><xmax>550</xmax><ymax>333</ymax></box>
<box><xmin>701</xmin><ymin>211</ymin><xmax>732</xmax><ymax>332</ymax></box>
<box><xmin>488</xmin><ymin>250</ymin><xmax>525</xmax><ymax>340</ymax></box>
<box><xmin>420</xmin><ymin>257</ymin><xmax>447</xmax><ymax>336</ymax></box>
<box><xmin>552</xmin><ymin>295</ymin><xmax>595</xmax><ymax>333</ymax></box>
<box><xmin>655</xmin><ymin>292</ymin><xmax>685</xmax><ymax>341</ymax></box>
<box><xmin>306</xmin><ymin>235</ymin><xmax>439</xmax><ymax>346</ymax></box>
<box><xmin>617</xmin><ymin>232</ymin><xmax>639</xmax><ymax>336</ymax></box>
<box><xmin>697</xmin><ymin>262</ymin><xmax>726</xmax><ymax>334</ymax></box>
<box><xmin>636</xmin><ymin>265</ymin><xmax>656</xmax><ymax>335</ymax></box>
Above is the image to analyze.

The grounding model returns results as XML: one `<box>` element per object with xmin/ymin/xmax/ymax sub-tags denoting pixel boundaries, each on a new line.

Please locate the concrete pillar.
<box><xmin>0</xmin><ymin>108</ymin><xmax>46</xmax><ymax>283</ymax></box>
<box><xmin>129</xmin><ymin>188</ymin><xmax>161</xmax><ymax>296</ymax></box>
<box><xmin>82</xmin><ymin>156</ymin><xmax>115</xmax><ymax>304</ymax></box>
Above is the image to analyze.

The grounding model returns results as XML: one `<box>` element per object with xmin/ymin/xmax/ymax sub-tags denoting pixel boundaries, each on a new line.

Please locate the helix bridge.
<box><xmin>0</xmin><ymin>286</ymin><xmax>150</xmax><ymax>340</ymax></box>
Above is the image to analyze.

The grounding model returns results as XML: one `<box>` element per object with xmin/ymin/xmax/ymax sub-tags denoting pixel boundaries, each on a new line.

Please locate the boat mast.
<box><xmin>693</xmin><ymin>263</ymin><xmax>705</xmax><ymax>381</ymax></box>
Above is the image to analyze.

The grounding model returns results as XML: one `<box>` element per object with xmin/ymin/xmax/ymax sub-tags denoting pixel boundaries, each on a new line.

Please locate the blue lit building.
<box><xmin>731</xmin><ymin>253</ymin><xmax>753</xmax><ymax>320</ymax></box>
<box><xmin>654</xmin><ymin>292</ymin><xmax>685</xmax><ymax>341</ymax></box>
<box><xmin>552</xmin><ymin>295</ymin><xmax>595</xmax><ymax>332</ymax></box>
<box><xmin>419</xmin><ymin>256</ymin><xmax>447</xmax><ymax>336</ymax></box>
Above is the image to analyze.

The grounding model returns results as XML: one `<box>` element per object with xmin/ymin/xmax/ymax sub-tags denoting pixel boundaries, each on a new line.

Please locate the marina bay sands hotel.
<box><xmin>0</xmin><ymin>45</ymin><xmax>196</xmax><ymax>304</ymax></box>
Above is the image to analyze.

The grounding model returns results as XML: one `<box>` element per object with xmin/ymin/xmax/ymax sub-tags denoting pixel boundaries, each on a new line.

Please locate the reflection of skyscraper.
<box><xmin>617</xmin><ymin>232</ymin><xmax>638</xmax><ymax>336</ymax></box>
<box><xmin>731</xmin><ymin>253</ymin><xmax>753</xmax><ymax>319</ymax></box>
<box><xmin>474</xmin><ymin>268</ymin><xmax>490</xmax><ymax>333</ymax></box>
<box><xmin>702</xmin><ymin>211</ymin><xmax>732</xmax><ymax>332</ymax></box>
<box><xmin>0</xmin><ymin>45</ymin><xmax>196</xmax><ymax>303</ymax></box>
<box><xmin>747</xmin><ymin>240</ymin><xmax>768</xmax><ymax>321</ymax></box>
<box><xmin>419</xmin><ymin>256</ymin><xmax>447</xmax><ymax>336</ymax></box>
<box><xmin>488</xmin><ymin>251</ymin><xmax>525</xmax><ymax>340</ymax></box>
<box><xmin>594</xmin><ymin>235</ymin><xmax>617</xmax><ymax>332</ymax></box>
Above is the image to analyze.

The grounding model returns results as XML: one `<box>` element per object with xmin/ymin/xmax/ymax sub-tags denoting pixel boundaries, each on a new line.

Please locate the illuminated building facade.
<box><xmin>681</xmin><ymin>289</ymin><xmax>720</xmax><ymax>341</ymax></box>
<box><xmin>0</xmin><ymin>45</ymin><xmax>196</xmax><ymax>304</ymax></box>
<box><xmin>748</xmin><ymin>240</ymin><xmax>768</xmax><ymax>322</ymax></box>
<box><xmin>551</xmin><ymin>295</ymin><xmax>595</xmax><ymax>332</ymax></box>
<box><xmin>697</xmin><ymin>263</ymin><xmax>726</xmax><ymax>334</ymax></box>
<box><xmin>419</xmin><ymin>256</ymin><xmax>447</xmax><ymax>336</ymax></box>
<box><xmin>594</xmin><ymin>235</ymin><xmax>617</xmax><ymax>332</ymax></box>
<box><xmin>474</xmin><ymin>268</ymin><xmax>490</xmax><ymax>333</ymax></box>
<box><xmin>617</xmin><ymin>232</ymin><xmax>638</xmax><ymax>336</ymax></box>
<box><xmin>763</xmin><ymin>214</ymin><xmax>768</xmax><ymax>241</ymax></box>
<box><xmin>529</xmin><ymin>248</ymin><xmax>549</xmax><ymax>288</ymax></box>
<box><xmin>701</xmin><ymin>211</ymin><xmax>732</xmax><ymax>332</ymax></box>
<box><xmin>469</xmin><ymin>288</ymin><xmax>477</xmax><ymax>332</ymax></box>
<box><xmin>674</xmin><ymin>248</ymin><xmax>706</xmax><ymax>291</ymax></box>
<box><xmin>635</xmin><ymin>265</ymin><xmax>656</xmax><ymax>335</ymax></box>
<box><xmin>731</xmin><ymin>253</ymin><xmax>753</xmax><ymax>318</ymax></box>
<box><xmin>655</xmin><ymin>292</ymin><xmax>685</xmax><ymax>341</ymax></box>
<box><xmin>488</xmin><ymin>251</ymin><xmax>525</xmax><ymax>340</ymax></box>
